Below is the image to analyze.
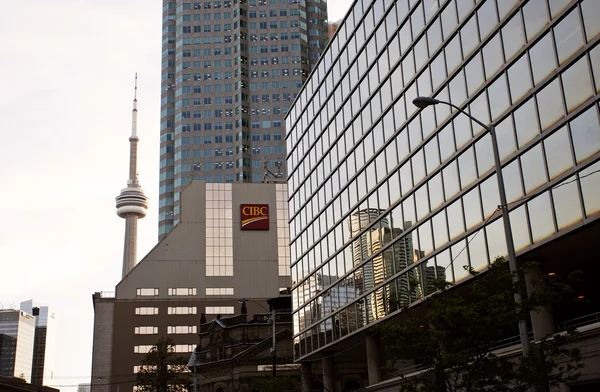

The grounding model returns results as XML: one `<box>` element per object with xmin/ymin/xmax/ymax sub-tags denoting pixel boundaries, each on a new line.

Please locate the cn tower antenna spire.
<box><xmin>116</xmin><ymin>73</ymin><xmax>149</xmax><ymax>278</ymax></box>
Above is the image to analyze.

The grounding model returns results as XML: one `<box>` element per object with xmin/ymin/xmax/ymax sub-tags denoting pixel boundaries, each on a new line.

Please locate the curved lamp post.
<box><xmin>412</xmin><ymin>97</ymin><xmax>533</xmax><ymax>360</ymax></box>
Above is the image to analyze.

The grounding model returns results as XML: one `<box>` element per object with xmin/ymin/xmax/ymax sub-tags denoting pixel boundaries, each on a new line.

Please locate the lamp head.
<box><xmin>238</xmin><ymin>297</ymin><xmax>248</xmax><ymax>303</ymax></box>
<box><xmin>413</xmin><ymin>96</ymin><xmax>440</xmax><ymax>109</ymax></box>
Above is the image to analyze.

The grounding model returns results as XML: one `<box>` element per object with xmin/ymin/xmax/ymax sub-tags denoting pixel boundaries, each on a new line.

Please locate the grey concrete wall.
<box><xmin>90</xmin><ymin>295</ymin><xmax>114</xmax><ymax>392</ymax></box>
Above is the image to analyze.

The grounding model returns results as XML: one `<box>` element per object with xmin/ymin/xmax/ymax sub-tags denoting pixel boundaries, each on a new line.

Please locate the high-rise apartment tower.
<box><xmin>158</xmin><ymin>0</ymin><xmax>328</xmax><ymax>238</ymax></box>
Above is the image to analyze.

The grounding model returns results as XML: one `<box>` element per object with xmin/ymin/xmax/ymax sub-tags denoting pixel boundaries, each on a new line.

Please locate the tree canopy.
<box><xmin>136</xmin><ymin>337</ymin><xmax>192</xmax><ymax>392</ymax></box>
<box><xmin>376</xmin><ymin>258</ymin><xmax>584</xmax><ymax>392</ymax></box>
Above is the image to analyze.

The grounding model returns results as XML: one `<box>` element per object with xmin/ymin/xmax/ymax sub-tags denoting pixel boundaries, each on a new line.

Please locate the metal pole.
<box><xmin>272</xmin><ymin>308</ymin><xmax>277</xmax><ymax>382</ymax></box>
<box><xmin>488</xmin><ymin>125</ymin><xmax>532</xmax><ymax>356</ymax></box>
<box><xmin>193</xmin><ymin>363</ymin><xmax>197</xmax><ymax>392</ymax></box>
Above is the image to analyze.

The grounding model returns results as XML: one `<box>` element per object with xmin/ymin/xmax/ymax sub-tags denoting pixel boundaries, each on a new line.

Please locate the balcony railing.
<box><xmin>558</xmin><ymin>312</ymin><xmax>600</xmax><ymax>331</ymax></box>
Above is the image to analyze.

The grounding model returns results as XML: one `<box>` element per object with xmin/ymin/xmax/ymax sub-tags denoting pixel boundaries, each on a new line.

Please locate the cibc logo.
<box><xmin>240</xmin><ymin>204</ymin><xmax>269</xmax><ymax>230</ymax></box>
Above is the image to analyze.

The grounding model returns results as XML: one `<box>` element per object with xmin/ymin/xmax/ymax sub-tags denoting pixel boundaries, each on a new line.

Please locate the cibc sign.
<box><xmin>240</xmin><ymin>204</ymin><xmax>269</xmax><ymax>230</ymax></box>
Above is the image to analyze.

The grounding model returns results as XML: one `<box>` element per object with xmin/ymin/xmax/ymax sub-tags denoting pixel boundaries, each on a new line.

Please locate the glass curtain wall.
<box><xmin>286</xmin><ymin>0</ymin><xmax>600</xmax><ymax>360</ymax></box>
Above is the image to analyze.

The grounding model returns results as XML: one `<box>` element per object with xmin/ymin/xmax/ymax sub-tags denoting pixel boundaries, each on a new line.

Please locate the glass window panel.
<box><xmin>477</xmin><ymin>0</ymin><xmax>497</xmax><ymax>39</ymax></box>
<box><xmin>552</xmin><ymin>175</ymin><xmax>583</xmax><ymax>230</ymax></box>
<box><xmin>485</xmin><ymin>217</ymin><xmax>507</xmax><ymax>262</ymax></box>
<box><xmin>463</xmin><ymin>187</ymin><xmax>482</xmax><ymax>230</ymax></box>
<box><xmin>458</xmin><ymin>148</ymin><xmax>478</xmax><ymax>189</ymax></box>
<box><xmin>403</xmin><ymin>194</ymin><xmax>416</xmax><ymax>224</ymax></box>
<box><xmin>450</xmin><ymin>70</ymin><xmax>468</xmax><ymax>106</ymax></box>
<box><xmin>510</xmin><ymin>205</ymin><xmax>531</xmax><ymax>252</ymax></box>
<box><xmin>488</xmin><ymin>74</ymin><xmax>510</xmax><ymax>120</ymax></box>
<box><xmin>521</xmin><ymin>144</ymin><xmax>548</xmax><ymax>194</ymax></box>
<box><xmin>435</xmin><ymin>249</ymin><xmax>453</xmax><ymax>283</ymax></box>
<box><xmin>480</xmin><ymin>174</ymin><xmax>500</xmax><ymax>219</ymax></box>
<box><xmin>396</xmin><ymin>128</ymin><xmax>410</xmax><ymax>163</ymax></box>
<box><xmin>503</xmin><ymin>159</ymin><xmax>523</xmax><ymax>203</ymax></box>
<box><xmin>582</xmin><ymin>0</ymin><xmax>600</xmax><ymax>41</ymax></box>
<box><xmin>431</xmin><ymin>52</ymin><xmax>447</xmax><ymax>91</ymax></box>
<box><xmin>579</xmin><ymin>160</ymin><xmax>600</xmax><ymax>217</ymax></box>
<box><xmin>445</xmin><ymin>35</ymin><xmax>463</xmax><ymax>73</ymax></box>
<box><xmin>497</xmin><ymin>0</ymin><xmax>519</xmax><ymax>21</ymax></box>
<box><xmin>439</xmin><ymin>123</ymin><xmax>456</xmax><ymax>162</ymax></box>
<box><xmin>496</xmin><ymin>116</ymin><xmax>517</xmax><ymax>161</ymax></box>
<box><xmin>415</xmin><ymin>184</ymin><xmax>430</xmax><ymax>220</ymax></box>
<box><xmin>570</xmin><ymin>105</ymin><xmax>600</xmax><ymax>164</ymax></box>
<box><xmin>452</xmin><ymin>239</ymin><xmax>470</xmax><ymax>283</ymax></box>
<box><xmin>590</xmin><ymin>44</ymin><xmax>600</xmax><ymax>93</ymax></box>
<box><xmin>475</xmin><ymin>134</ymin><xmax>495</xmax><ymax>176</ymax></box>
<box><xmin>456</xmin><ymin>0</ymin><xmax>474</xmax><ymax>22</ymax></box>
<box><xmin>513</xmin><ymin>99</ymin><xmax>540</xmax><ymax>148</ymax></box>
<box><xmin>523</xmin><ymin>0</ymin><xmax>549</xmax><ymax>41</ymax></box>
<box><xmin>502</xmin><ymin>12</ymin><xmax>525</xmax><ymax>61</ymax></box>
<box><xmin>483</xmin><ymin>33</ymin><xmax>504</xmax><ymax>79</ymax></box>
<box><xmin>465</xmin><ymin>53</ymin><xmax>485</xmax><ymax>97</ymax></box>
<box><xmin>470</xmin><ymin>92</ymin><xmax>491</xmax><ymax>137</ymax></box>
<box><xmin>544</xmin><ymin>125</ymin><xmax>574</xmax><ymax>180</ymax></box>
<box><xmin>447</xmin><ymin>199</ymin><xmax>465</xmax><ymax>241</ymax></box>
<box><xmin>418</xmin><ymin>221</ymin><xmax>434</xmax><ymax>256</ymax></box>
<box><xmin>548</xmin><ymin>0</ymin><xmax>570</xmax><ymax>17</ymax></box>
<box><xmin>441</xmin><ymin>0</ymin><xmax>458</xmax><ymax>38</ymax></box>
<box><xmin>454</xmin><ymin>111</ymin><xmax>473</xmax><ymax>149</ymax></box>
<box><xmin>554</xmin><ymin>8</ymin><xmax>584</xmax><ymax>65</ymax></box>
<box><xmin>528</xmin><ymin>192</ymin><xmax>556</xmax><ymax>243</ymax></box>
<box><xmin>427</xmin><ymin>18</ymin><xmax>443</xmax><ymax>54</ymax></box>
<box><xmin>508</xmin><ymin>54</ymin><xmax>532</xmax><ymax>104</ymax></box>
<box><xmin>428</xmin><ymin>173</ymin><xmax>445</xmax><ymax>211</ymax></box>
<box><xmin>424</xmin><ymin>137</ymin><xmax>440</xmax><ymax>175</ymax></box>
<box><xmin>468</xmin><ymin>230</ymin><xmax>488</xmax><ymax>272</ymax></box>
<box><xmin>562</xmin><ymin>58</ymin><xmax>593</xmax><ymax>113</ymax></box>
<box><xmin>529</xmin><ymin>33</ymin><xmax>557</xmax><ymax>86</ymax></box>
<box><xmin>443</xmin><ymin>160</ymin><xmax>461</xmax><ymax>200</ymax></box>
<box><xmin>412</xmin><ymin>150</ymin><xmax>426</xmax><ymax>185</ymax></box>
<box><xmin>461</xmin><ymin>16</ymin><xmax>480</xmax><ymax>57</ymax></box>
<box><xmin>537</xmin><ymin>79</ymin><xmax>565</xmax><ymax>131</ymax></box>
<box><xmin>400</xmin><ymin>160</ymin><xmax>414</xmax><ymax>195</ymax></box>
<box><xmin>432</xmin><ymin>210</ymin><xmax>449</xmax><ymax>249</ymax></box>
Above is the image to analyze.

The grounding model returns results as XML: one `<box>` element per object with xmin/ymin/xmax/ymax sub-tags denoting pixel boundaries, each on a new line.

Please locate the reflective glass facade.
<box><xmin>286</xmin><ymin>0</ymin><xmax>600</xmax><ymax>360</ymax></box>
<box><xmin>159</xmin><ymin>0</ymin><xmax>328</xmax><ymax>238</ymax></box>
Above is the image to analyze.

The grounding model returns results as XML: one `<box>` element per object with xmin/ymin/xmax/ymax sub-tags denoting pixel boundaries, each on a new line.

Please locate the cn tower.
<box><xmin>116</xmin><ymin>74</ymin><xmax>149</xmax><ymax>278</ymax></box>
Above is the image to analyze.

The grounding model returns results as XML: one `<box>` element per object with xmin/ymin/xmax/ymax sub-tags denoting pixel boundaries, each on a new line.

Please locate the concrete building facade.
<box><xmin>91</xmin><ymin>181</ymin><xmax>292</xmax><ymax>392</ymax></box>
<box><xmin>19</xmin><ymin>301</ymin><xmax>56</xmax><ymax>386</ymax></box>
<box><xmin>285</xmin><ymin>0</ymin><xmax>600</xmax><ymax>390</ymax></box>
<box><xmin>158</xmin><ymin>0</ymin><xmax>329</xmax><ymax>239</ymax></box>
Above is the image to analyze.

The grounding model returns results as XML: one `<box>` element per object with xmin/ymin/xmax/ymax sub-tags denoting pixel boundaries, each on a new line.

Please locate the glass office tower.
<box><xmin>286</xmin><ymin>0</ymin><xmax>600</xmax><ymax>360</ymax></box>
<box><xmin>159</xmin><ymin>0</ymin><xmax>328</xmax><ymax>238</ymax></box>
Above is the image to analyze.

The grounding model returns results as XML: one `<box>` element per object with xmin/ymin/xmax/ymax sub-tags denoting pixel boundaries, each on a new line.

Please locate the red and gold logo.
<box><xmin>240</xmin><ymin>204</ymin><xmax>269</xmax><ymax>230</ymax></box>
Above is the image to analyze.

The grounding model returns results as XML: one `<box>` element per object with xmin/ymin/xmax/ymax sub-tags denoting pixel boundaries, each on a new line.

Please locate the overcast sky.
<box><xmin>0</xmin><ymin>1</ymin><xmax>352</xmax><ymax>390</ymax></box>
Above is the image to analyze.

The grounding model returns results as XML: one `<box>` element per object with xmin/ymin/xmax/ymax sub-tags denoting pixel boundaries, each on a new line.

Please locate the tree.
<box><xmin>375</xmin><ymin>258</ymin><xmax>584</xmax><ymax>392</ymax></box>
<box><xmin>136</xmin><ymin>337</ymin><xmax>192</xmax><ymax>392</ymax></box>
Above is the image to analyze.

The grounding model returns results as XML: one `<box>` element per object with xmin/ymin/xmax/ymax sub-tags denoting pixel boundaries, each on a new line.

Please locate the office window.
<box><xmin>205</xmin><ymin>306</ymin><xmax>235</xmax><ymax>314</ymax></box>
<box><xmin>133</xmin><ymin>345</ymin><xmax>154</xmax><ymax>354</ymax></box>
<box><xmin>167</xmin><ymin>307</ymin><xmax>197</xmax><ymax>315</ymax></box>
<box><xmin>136</xmin><ymin>288</ymin><xmax>158</xmax><ymax>296</ymax></box>
<box><xmin>167</xmin><ymin>326</ymin><xmax>198</xmax><ymax>334</ymax></box>
<box><xmin>205</xmin><ymin>287</ymin><xmax>235</xmax><ymax>295</ymax></box>
<box><xmin>134</xmin><ymin>326</ymin><xmax>158</xmax><ymax>335</ymax></box>
<box><xmin>168</xmin><ymin>288</ymin><xmax>197</xmax><ymax>296</ymax></box>
<box><xmin>135</xmin><ymin>307</ymin><xmax>159</xmax><ymax>315</ymax></box>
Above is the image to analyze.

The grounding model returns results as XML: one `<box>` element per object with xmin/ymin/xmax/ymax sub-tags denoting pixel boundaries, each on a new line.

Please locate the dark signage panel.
<box><xmin>240</xmin><ymin>204</ymin><xmax>269</xmax><ymax>230</ymax></box>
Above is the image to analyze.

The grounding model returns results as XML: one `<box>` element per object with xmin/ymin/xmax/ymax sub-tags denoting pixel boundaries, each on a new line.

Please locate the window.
<box><xmin>167</xmin><ymin>306</ymin><xmax>197</xmax><ymax>315</ymax></box>
<box><xmin>205</xmin><ymin>306</ymin><xmax>235</xmax><ymax>314</ymax></box>
<box><xmin>206</xmin><ymin>287</ymin><xmax>235</xmax><ymax>295</ymax></box>
<box><xmin>134</xmin><ymin>345</ymin><xmax>154</xmax><ymax>354</ymax></box>
<box><xmin>136</xmin><ymin>288</ymin><xmax>158</xmax><ymax>296</ymax></box>
<box><xmin>172</xmin><ymin>344</ymin><xmax>196</xmax><ymax>353</ymax></box>
<box><xmin>167</xmin><ymin>326</ymin><xmax>198</xmax><ymax>334</ymax></box>
<box><xmin>135</xmin><ymin>307</ymin><xmax>159</xmax><ymax>315</ymax></box>
<box><xmin>168</xmin><ymin>288</ymin><xmax>197</xmax><ymax>296</ymax></box>
<box><xmin>134</xmin><ymin>326</ymin><xmax>158</xmax><ymax>334</ymax></box>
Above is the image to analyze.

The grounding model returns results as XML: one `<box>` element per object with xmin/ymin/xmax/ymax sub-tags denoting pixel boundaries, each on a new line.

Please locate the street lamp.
<box><xmin>412</xmin><ymin>97</ymin><xmax>533</xmax><ymax>358</ymax></box>
<box><xmin>238</xmin><ymin>298</ymin><xmax>278</xmax><ymax>382</ymax></box>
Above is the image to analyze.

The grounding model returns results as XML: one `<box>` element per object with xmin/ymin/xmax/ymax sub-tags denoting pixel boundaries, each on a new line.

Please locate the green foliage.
<box><xmin>136</xmin><ymin>337</ymin><xmax>192</xmax><ymax>392</ymax></box>
<box><xmin>375</xmin><ymin>258</ymin><xmax>584</xmax><ymax>392</ymax></box>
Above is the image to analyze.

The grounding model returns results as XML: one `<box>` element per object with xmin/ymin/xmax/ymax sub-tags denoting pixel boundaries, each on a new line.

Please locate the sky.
<box><xmin>0</xmin><ymin>1</ymin><xmax>352</xmax><ymax>390</ymax></box>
